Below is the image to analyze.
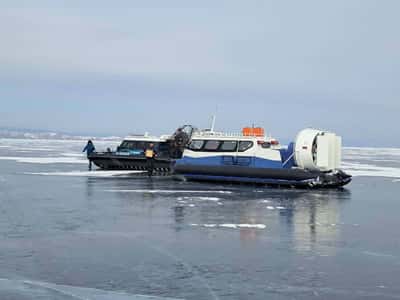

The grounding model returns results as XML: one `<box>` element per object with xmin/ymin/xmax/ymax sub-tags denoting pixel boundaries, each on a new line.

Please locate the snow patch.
<box><xmin>190</xmin><ymin>223</ymin><xmax>266</xmax><ymax>229</ymax></box>
<box><xmin>177</xmin><ymin>196</ymin><xmax>221</xmax><ymax>202</ymax></box>
<box><xmin>260</xmin><ymin>200</ymin><xmax>271</xmax><ymax>203</ymax></box>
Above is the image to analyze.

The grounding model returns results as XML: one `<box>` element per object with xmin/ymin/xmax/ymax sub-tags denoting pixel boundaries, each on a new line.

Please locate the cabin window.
<box><xmin>204</xmin><ymin>140</ymin><xmax>221</xmax><ymax>151</ymax></box>
<box><xmin>158</xmin><ymin>142</ymin><xmax>169</xmax><ymax>152</ymax></box>
<box><xmin>261</xmin><ymin>142</ymin><xmax>271</xmax><ymax>149</ymax></box>
<box><xmin>238</xmin><ymin>141</ymin><xmax>253</xmax><ymax>152</ymax></box>
<box><xmin>188</xmin><ymin>140</ymin><xmax>204</xmax><ymax>150</ymax></box>
<box><xmin>220</xmin><ymin>141</ymin><xmax>238</xmax><ymax>152</ymax></box>
<box><xmin>119</xmin><ymin>141</ymin><xmax>129</xmax><ymax>149</ymax></box>
<box><xmin>119</xmin><ymin>141</ymin><xmax>136</xmax><ymax>150</ymax></box>
<box><xmin>119</xmin><ymin>141</ymin><xmax>161</xmax><ymax>151</ymax></box>
<box><xmin>132</xmin><ymin>141</ymin><xmax>146</xmax><ymax>150</ymax></box>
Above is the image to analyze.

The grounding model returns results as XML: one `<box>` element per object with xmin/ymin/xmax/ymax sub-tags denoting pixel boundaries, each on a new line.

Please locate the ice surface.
<box><xmin>341</xmin><ymin>162</ymin><xmax>400</xmax><ymax>178</ymax></box>
<box><xmin>15</xmin><ymin>147</ymin><xmax>56</xmax><ymax>151</ymax></box>
<box><xmin>106</xmin><ymin>189</ymin><xmax>233</xmax><ymax>194</ymax></box>
<box><xmin>61</xmin><ymin>152</ymin><xmax>86</xmax><ymax>157</ymax></box>
<box><xmin>0</xmin><ymin>278</ymin><xmax>182</xmax><ymax>300</ymax></box>
<box><xmin>343</xmin><ymin>147</ymin><xmax>400</xmax><ymax>159</ymax></box>
<box><xmin>0</xmin><ymin>156</ymin><xmax>87</xmax><ymax>164</ymax></box>
<box><xmin>26</xmin><ymin>170</ymin><xmax>145</xmax><ymax>177</ymax></box>
<box><xmin>341</xmin><ymin>147</ymin><xmax>400</xmax><ymax>179</ymax></box>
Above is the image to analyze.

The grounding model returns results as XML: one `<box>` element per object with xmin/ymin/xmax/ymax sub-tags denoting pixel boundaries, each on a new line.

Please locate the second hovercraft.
<box><xmin>174</xmin><ymin>127</ymin><xmax>351</xmax><ymax>188</ymax></box>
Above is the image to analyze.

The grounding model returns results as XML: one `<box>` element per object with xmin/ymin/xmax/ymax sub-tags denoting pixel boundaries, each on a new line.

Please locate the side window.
<box><xmin>238</xmin><ymin>141</ymin><xmax>253</xmax><ymax>152</ymax></box>
<box><xmin>220</xmin><ymin>141</ymin><xmax>237</xmax><ymax>152</ymax></box>
<box><xmin>136</xmin><ymin>141</ymin><xmax>145</xmax><ymax>149</ymax></box>
<box><xmin>261</xmin><ymin>142</ymin><xmax>271</xmax><ymax>149</ymax></box>
<box><xmin>204</xmin><ymin>140</ymin><xmax>221</xmax><ymax>151</ymax></box>
<box><xmin>188</xmin><ymin>140</ymin><xmax>204</xmax><ymax>150</ymax></box>
<box><xmin>158</xmin><ymin>142</ymin><xmax>169</xmax><ymax>152</ymax></box>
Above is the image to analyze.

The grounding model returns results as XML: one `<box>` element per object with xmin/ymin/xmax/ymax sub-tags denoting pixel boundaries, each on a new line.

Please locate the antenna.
<box><xmin>210</xmin><ymin>115</ymin><xmax>216</xmax><ymax>132</ymax></box>
<box><xmin>210</xmin><ymin>105</ymin><xmax>218</xmax><ymax>132</ymax></box>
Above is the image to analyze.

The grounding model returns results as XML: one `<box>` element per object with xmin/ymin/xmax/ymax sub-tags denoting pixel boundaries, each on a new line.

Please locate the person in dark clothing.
<box><xmin>82</xmin><ymin>140</ymin><xmax>96</xmax><ymax>170</ymax></box>
<box><xmin>144</xmin><ymin>143</ymin><xmax>157</xmax><ymax>177</ymax></box>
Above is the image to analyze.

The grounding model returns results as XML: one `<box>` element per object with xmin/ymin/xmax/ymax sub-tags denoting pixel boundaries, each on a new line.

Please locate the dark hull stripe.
<box><xmin>89</xmin><ymin>154</ymin><xmax>172</xmax><ymax>171</ymax></box>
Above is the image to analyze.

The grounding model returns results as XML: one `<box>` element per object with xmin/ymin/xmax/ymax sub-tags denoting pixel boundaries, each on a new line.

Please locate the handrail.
<box><xmin>282</xmin><ymin>152</ymin><xmax>295</xmax><ymax>167</ymax></box>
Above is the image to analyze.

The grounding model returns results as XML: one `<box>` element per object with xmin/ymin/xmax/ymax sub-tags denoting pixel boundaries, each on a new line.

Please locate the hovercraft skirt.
<box><xmin>174</xmin><ymin>165</ymin><xmax>351</xmax><ymax>188</ymax></box>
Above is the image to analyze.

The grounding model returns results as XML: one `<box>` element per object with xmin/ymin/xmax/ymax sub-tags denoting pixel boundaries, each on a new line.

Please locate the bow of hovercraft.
<box><xmin>174</xmin><ymin>128</ymin><xmax>352</xmax><ymax>188</ymax></box>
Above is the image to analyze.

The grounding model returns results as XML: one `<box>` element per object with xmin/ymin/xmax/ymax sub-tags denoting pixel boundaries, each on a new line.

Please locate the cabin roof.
<box><xmin>191</xmin><ymin>131</ymin><xmax>270</xmax><ymax>141</ymax></box>
<box><xmin>123</xmin><ymin>134</ymin><xmax>171</xmax><ymax>142</ymax></box>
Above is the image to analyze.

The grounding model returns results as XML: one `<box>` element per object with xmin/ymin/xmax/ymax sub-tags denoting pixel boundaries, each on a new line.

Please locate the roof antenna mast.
<box><xmin>210</xmin><ymin>105</ymin><xmax>218</xmax><ymax>133</ymax></box>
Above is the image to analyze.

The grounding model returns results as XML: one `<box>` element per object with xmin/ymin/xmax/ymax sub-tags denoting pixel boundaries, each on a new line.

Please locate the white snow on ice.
<box><xmin>177</xmin><ymin>196</ymin><xmax>221</xmax><ymax>202</ymax></box>
<box><xmin>61</xmin><ymin>152</ymin><xmax>86</xmax><ymax>157</ymax></box>
<box><xmin>190</xmin><ymin>223</ymin><xmax>266</xmax><ymax>229</ymax></box>
<box><xmin>0</xmin><ymin>278</ymin><xmax>182</xmax><ymax>300</ymax></box>
<box><xmin>341</xmin><ymin>161</ymin><xmax>400</xmax><ymax>179</ymax></box>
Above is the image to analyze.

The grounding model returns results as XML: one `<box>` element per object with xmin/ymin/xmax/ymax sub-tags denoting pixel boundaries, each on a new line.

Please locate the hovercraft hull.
<box><xmin>89</xmin><ymin>153</ymin><xmax>172</xmax><ymax>173</ymax></box>
<box><xmin>174</xmin><ymin>164</ymin><xmax>351</xmax><ymax>188</ymax></box>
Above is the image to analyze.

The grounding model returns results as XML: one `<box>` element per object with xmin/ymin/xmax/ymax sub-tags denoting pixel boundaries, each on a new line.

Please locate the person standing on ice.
<box><xmin>144</xmin><ymin>143</ymin><xmax>157</xmax><ymax>177</ymax></box>
<box><xmin>82</xmin><ymin>140</ymin><xmax>96</xmax><ymax>170</ymax></box>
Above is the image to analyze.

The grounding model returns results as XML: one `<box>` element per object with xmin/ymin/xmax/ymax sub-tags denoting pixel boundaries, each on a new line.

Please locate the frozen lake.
<box><xmin>0</xmin><ymin>138</ymin><xmax>399</xmax><ymax>299</ymax></box>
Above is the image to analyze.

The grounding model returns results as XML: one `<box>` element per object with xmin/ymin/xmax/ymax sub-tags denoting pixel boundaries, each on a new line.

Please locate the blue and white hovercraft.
<box><xmin>174</xmin><ymin>126</ymin><xmax>351</xmax><ymax>188</ymax></box>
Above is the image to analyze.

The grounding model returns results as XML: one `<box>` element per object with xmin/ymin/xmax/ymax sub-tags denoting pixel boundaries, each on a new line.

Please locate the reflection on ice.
<box><xmin>179</xmin><ymin>188</ymin><xmax>351</xmax><ymax>255</ymax></box>
<box><xmin>105</xmin><ymin>189</ymin><xmax>233</xmax><ymax>194</ymax></box>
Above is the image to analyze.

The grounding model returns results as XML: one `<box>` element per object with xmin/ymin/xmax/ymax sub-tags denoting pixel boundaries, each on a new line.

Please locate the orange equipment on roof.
<box><xmin>242</xmin><ymin>127</ymin><xmax>265</xmax><ymax>137</ymax></box>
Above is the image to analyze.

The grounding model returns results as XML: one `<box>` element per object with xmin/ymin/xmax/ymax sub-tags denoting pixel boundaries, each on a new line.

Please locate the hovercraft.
<box><xmin>174</xmin><ymin>127</ymin><xmax>352</xmax><ymax>188</ymax></box>
<box><xmin>89</xmin><ymin>126</ymin><xmax>195</xmax><ymax>172</ymax></box>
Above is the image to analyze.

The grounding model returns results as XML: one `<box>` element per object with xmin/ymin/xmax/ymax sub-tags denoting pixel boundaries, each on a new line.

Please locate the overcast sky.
<box><xmin>1</xmin><ymin>1</ymin><xmax>399</xmax><ymax>146</ymax></box>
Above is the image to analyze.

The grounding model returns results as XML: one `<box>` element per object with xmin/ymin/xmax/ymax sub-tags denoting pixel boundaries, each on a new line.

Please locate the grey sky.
<box><xmin>1</xmin><ymin>1</ymin><xmax>399</xmax><ymax>146</ymax></box>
